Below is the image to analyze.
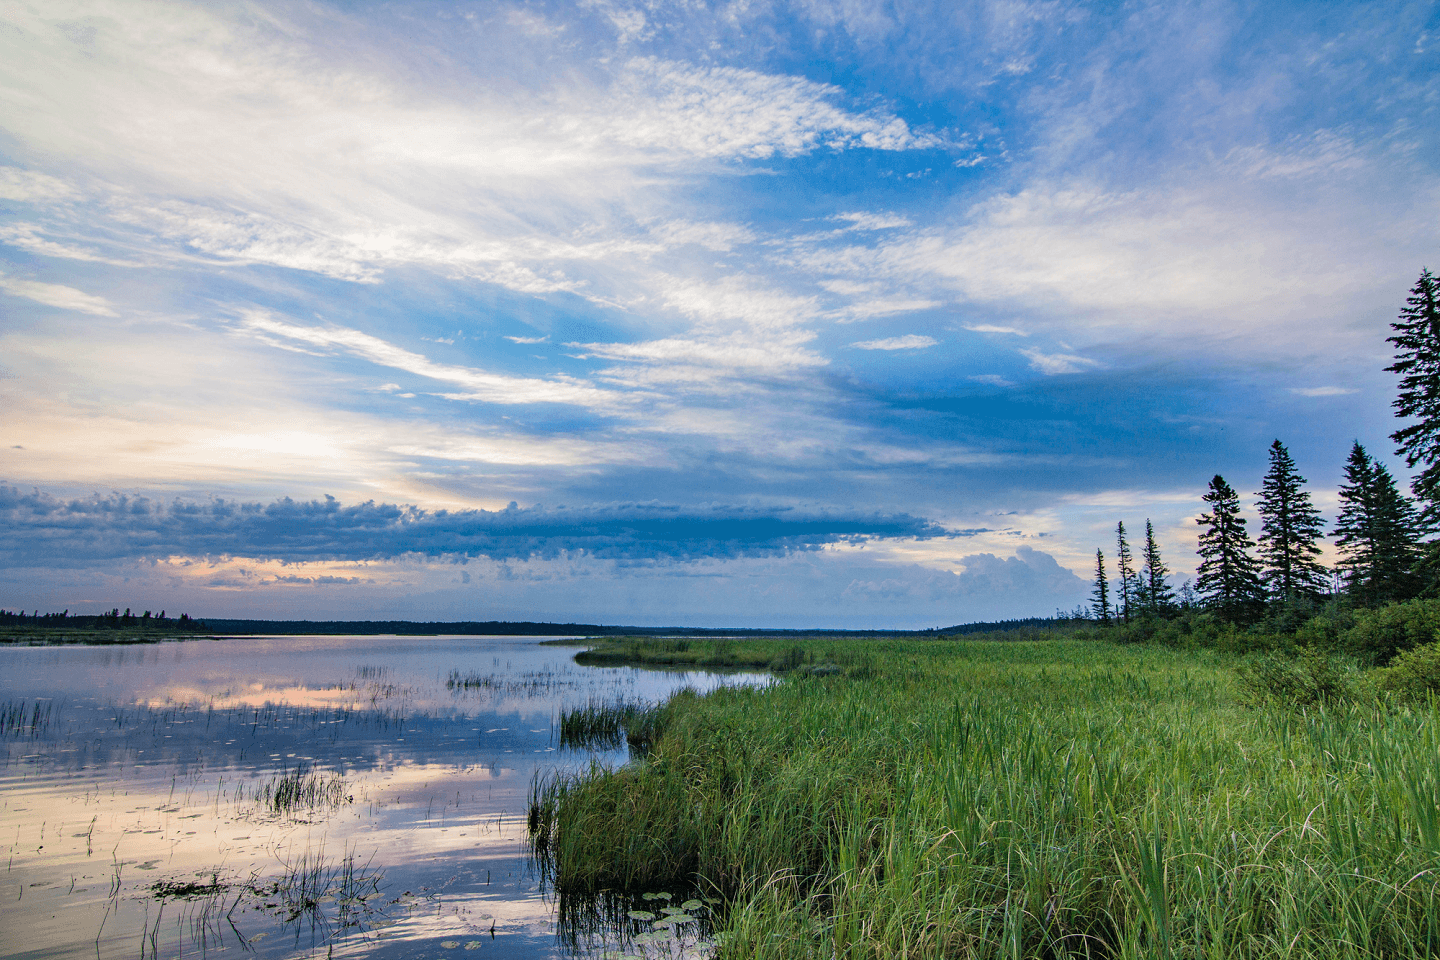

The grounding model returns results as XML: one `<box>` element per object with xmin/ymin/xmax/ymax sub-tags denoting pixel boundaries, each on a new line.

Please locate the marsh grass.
<box><xmin>0</xmin><ymin>698</ymin><xmax>53</xmax><ymax>737</ymax></box>
<box><xmin>558</xmin><ymin>699</ymin><xmax>662</xmax><ymax>751</ymax></box>
<box><xmin>243</xmin><ymin>766</ymin><xmax>350</xmax><ymax>817</ymax></box>
<box><xmin>531</xmin><ymin>635</ymin><xmax>1440</xmax><ymax>959</ymax></box>
<box><xmin>247</xmin><ymin>847</ymin><xmax>383</xmax><ymax>925</ymax></box>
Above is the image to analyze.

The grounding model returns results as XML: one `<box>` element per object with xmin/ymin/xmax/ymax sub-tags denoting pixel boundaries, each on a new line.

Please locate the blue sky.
<box><xmin>1</xmin><ymin>0</ymin><xmax>1437</xmax><ymax>627</ymax></box>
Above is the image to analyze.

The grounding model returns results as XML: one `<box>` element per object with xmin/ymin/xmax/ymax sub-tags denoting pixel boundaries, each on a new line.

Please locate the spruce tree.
<box><xmin>1115</xmin><ymin>521</ymin><xmax>1139</xmax><ymax>623</ymax></box>
<box><xmin>1371</xmin><ymin>461</ymin><xmax>1423</xmax><ymax>601</ymax></box>
<box><xmin>1141</xmin><ymin>519</ymin><xmax>1176</xmax><ymax>615</ymax></box>
<box><xmin>1388</xmin><ymin>268</ymin><xmax>1440</xmax><ymax>522</ymax></box>
<box><xmin>1333</xmin><ymin>442</ymin><xmax>1377</xmax><ymax>600</ymax></box>
<box><xmin>1196</xmin><ymin>475</ymin><xmax>1265</xmax><ymax>620</ymax></box>
<box><xmin>1255</xmin><ymin>440</ymin><xmax>1329</xmax><ymax>602</ymax></box>
<box><xmin>1091</xmin><ymin>549</ymin><xmax>1111</xmax><ymax>623</ymax></box>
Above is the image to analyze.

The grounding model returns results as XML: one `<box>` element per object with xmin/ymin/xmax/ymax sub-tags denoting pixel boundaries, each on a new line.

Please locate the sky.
<box><xmin>1</xmin><ymin>0</ymin><xmax>1438</xmax><ymax>628</ymax></box>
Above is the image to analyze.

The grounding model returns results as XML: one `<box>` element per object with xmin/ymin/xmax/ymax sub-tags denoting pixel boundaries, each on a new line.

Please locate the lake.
<box><xmin>0</xmin><ymin>635</ymin><xmax>766</xmax><ymax>959</ymax></box>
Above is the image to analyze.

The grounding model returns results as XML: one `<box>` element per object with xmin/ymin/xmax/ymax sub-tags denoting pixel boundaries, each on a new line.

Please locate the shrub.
<box><xmin>769</xmin><ymin>645</ymin><xmax>807</xmax><ymax>672</ymax></box>
<box><xmin>1339</xmin><ymin>598</ymin><xmax>1440</xmax><ymax>666</ymax></box>
<box><xmin>1236</xmin><ymin>647</ymin><xmax>1361</xmax><ymax>709</ymax></box>
<box><xmin>1372</xmin><ymin>641</ymin><xmax>1440</xmax><ymax>703</ymax></box>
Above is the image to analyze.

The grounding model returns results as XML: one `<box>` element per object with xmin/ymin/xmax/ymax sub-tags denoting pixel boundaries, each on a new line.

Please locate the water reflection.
<box><xmin>0</xmin><ymin>635</ymin><xmax>765</xmax><ymax>959</ymax></box>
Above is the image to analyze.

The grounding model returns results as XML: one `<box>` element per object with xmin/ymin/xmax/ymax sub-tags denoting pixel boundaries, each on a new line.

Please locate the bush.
<box><xmin>1236</xmin><ymin>647</ymin><xmax>1361</xmax><ymax>709</ymax></box>
<box><xmin>1339</xmin><ymin>598</ymin><xmax>1440</xmax><ymax>666</ymax></box>
<box><xmin>1292</xmin><ymin>605</ymin><xmax>1355</xmax><ymax>650</ymax></box>
<box><xmin>1372</xmin><ymin>641</ymin><xmax>1440</xmax><ymax>703</ymax></box>
<box><xmin>768</xmin><ymin>645</ymin><xmax>806</xmax><ymax>672</ymax></box>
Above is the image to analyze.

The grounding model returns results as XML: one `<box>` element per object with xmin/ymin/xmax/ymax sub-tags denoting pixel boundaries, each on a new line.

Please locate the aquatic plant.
<box><xmin>245</xmin><ymin>765</ymin><xmax>350</xmax><ymax>816</ymax></box>
<box><xmin>558</xmin><ymin>698</ymin><xmax>662</xmax><ymax>751</ymax></box>
<box><xmin>0</xmin><ymin>698</ymin><xmax>54</xmax><ymax>737</ymax></box>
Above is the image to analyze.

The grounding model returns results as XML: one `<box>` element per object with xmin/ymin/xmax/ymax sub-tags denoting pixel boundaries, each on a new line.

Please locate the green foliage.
<box><xmin>1387</xmin><ymin>267</ymin><xmax>1440</xmax><ymax>523</ymax></box>
<box><xmin>1115</xmin><ymin>521</ymin><xmax>1139</xmax><ymax>622</ymax></box>
<box><xmin>534</xmin><ymin>637</ymin><xmax>1440</xmax><ymax>958</ymax></box>
<box><xmin>1335</xmin><ymin>442</ymin><xmax>1423</xmax><ymax>605</ymax></box>
<box><xmin>1373</xmin><ymin>642</ymin><xmax>1440</xmax><ymax>702</ymax></box>
<box><xmin>1139</xmin><ymin>518</ymin><xmax>1176</xmax><ymax>616</ymax></box>
<box><xmin>1091</xmin><ymin>548</ymin><xmax>1111</xmax><ymax>623</ymax></box>
<box><xmin>1236</xmin><ymin>648</ymin><xmax>1362</xmax><ymax>709</ymax></box>
<box><xmin>1292</xmin><ymin>603</ymin><xmax>1356</xmax><ymax>648</ymax></box>
<box><xmin>1195</xmin><ymin>475</ymin><xmax>1265</xmax><ymax>621</ymax></box>
<box><xmin>1255</xmin><ymin>439</ymin><xmax>1330</xmax><ymax>602</ymax></box>
<box><xmin>1340</xmin><ymin>598</ymin><xmax>1440</xmax><ymax>665</ymax></box>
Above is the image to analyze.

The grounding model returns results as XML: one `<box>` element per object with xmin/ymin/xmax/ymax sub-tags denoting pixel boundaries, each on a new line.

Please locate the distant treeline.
<box><xmin>190</xmin><ymin>617</ymin><xmax>1061</xmax><ymax>637</ymax></box>
<box><xmin>0</xmin><ymin>608</ymin><xmax>205</xmax><ymax>630</ymax></box>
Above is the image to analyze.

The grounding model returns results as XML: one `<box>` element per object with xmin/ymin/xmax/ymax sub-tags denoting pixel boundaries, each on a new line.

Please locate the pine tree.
<box><xmin>1141</xmin><ymin>519</ymin><xmax>1176</xmax><ymax>615</ymax></box>
<box><xmin>1196</xmin><ymin>475</ymin><xmax>1265</xmax><ymax>620</ymax></box>
<box><xmin>1091</xmin><ymin>549</ymin><xmax>1111</xmax><ymax>623</ymax></box>
<box><xmin>1255</xmin><ymin>440</ymin><xmax>1329</xmax><ymax>602</ymax></box>
<box><xmin>1115</xmin><ymin>522</ymin><xmax>1139</xmax><ymax>623</ymax></box>
<box><xmin>1388</xmin><ymin>268</ymin><xmax>1440</xmax><ymax>522</ymax></box>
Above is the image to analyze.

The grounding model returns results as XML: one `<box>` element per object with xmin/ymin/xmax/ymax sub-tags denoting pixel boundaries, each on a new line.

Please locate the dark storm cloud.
<box><xmin>0</xmin><ymin>487</ymin><xmax>953</xmax><ymax>567</ymax></box>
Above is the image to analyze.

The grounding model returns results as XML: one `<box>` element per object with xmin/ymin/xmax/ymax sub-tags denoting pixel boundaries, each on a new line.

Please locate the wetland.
<box><xmin>0</xmin><ymin>634</ymin><xmax>764</xmax><ymax>960</ymax></box>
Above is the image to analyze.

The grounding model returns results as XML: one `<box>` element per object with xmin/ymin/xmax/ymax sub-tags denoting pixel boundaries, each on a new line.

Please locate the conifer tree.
<box><xmin>1115</xmin><ymin>521</ymin><xmax>1139</xmax><ymax>623</ymax></box>
<box><xmin>1255</xmin><ymin>440</ymin><xmax>1329</xmax><ymax>602</ymax></box>
<box><xmin>1335</xmin><ymin>442</ymin><xmax>1421</xmax><ymax>604</ymax></box>
<box><xmin>1141</xmin><ymin>519</ymin><xmax>1176</xmax><ymax>615</ymax></box>
<box><xmin>1334</xmin><ymin>442</ymin><xmax>1377</xmax><ymax>598</ymax></box>
<box><xmin>1196</xmin><ymin>475</ymin><xmax>1265</xmax><ymax>620</ymax></box>
<box><xmin>1388</xmin><ymin>268</ymin><xmax>1440</xmax><ymax>521</ymax></box>
<box><xmin>1091</xmin><ymin>549</ymin><xmax>1111</xmax><ymax>623</ymax></box>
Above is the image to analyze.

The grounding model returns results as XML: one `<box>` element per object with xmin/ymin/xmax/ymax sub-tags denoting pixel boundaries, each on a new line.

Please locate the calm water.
<box><xmin>0</xmin><ymin>635</ymin><xmax>764</xmax><ymax>960</ymax></box>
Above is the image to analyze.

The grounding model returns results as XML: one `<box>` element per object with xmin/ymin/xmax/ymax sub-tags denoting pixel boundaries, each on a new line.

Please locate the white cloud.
<box><xmin>504</xmin><ymin>335</ymin><xmax>549</xmax><ymax>344</ymax></box>
<box><xmin>852</xmin><ymin>334</ymin><xmax>938</xmax><ymax>351</ymax></box>
<box><xmin>0</xmin><ymin>167</ymin><xmax>77</xmax><ymax>202</ymax></box>
<box><xmin>833</xmin><ymin>211</ymin><xmax>913</xmax><ymax>231</ymax></box>
<box><xmin>964</xmin><ymin>323</ymin><xmax>1028</xmax><ymax>336</ymax></box>
<box><xmin>1289</xmin><ymin>386</ymin><xmax>1357</xmax><ymax>397</ymax></box>
<box><xmin>609</xmin><ymin>58</ymin><xmax>941</xmax><ymax>160</ymax></box>
<box><xmin>574</xmin><ymin>330</ymin><xmax>828</xmax><ymax>374</ymax></box>
<box><xmin>1019</xmin><ymin>347</ymin><xmax>1099</xmax><ymax>374</ymax></box>
<box><xmin>0</xmin><ymin>276</ymin><xmax>116</xmax><ymax>315</ymax></box>
<box><xmin>238</xmin><ymin>312</ymin><xmax>627</xmax><ymax>411</ymax></box>
<box><xmin>834</xmin><ymin>298</ymin><xmax>943</xmax><ymax>322</ymax></box>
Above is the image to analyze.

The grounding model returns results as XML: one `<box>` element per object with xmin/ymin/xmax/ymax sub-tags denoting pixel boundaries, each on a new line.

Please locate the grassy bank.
<box><xmin>531</xmin><ymin>635</ymin><xmax>1440</xmax><ymax>958</ymax></box>
<box><xmin>0</xmin><ymin>626</ymin><xmax>217</xmax><ymax>644</ymax></box>
<box><xmin>559</xmin><ymin>626</ymin><xmax>1074</xmax><ymax>671</ymax></box>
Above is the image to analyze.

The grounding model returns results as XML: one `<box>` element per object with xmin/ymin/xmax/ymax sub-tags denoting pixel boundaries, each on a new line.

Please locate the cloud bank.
<box><xmin>0</xmin><ymin>487</ymin><xmax>948</xmax><ymax>568</ymax></box>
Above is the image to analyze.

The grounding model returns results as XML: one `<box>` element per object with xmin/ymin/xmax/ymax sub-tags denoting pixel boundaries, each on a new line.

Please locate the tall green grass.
<box><xmin>530</xmin><ymin>637</ymin><xmax>1440</xmax><ymax>958</ymax></box>
<box><xmin>558</xmin><ymin>698</ymin><xmax>663</xmax><ymax>751</ymax></box>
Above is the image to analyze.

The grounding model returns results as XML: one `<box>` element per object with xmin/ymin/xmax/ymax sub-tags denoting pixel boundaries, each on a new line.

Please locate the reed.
<box><xmin>530</xmin><ymin>635</ymin><xmax>1440</xmax><ymax>958</ymax></box>
<box><xmin>244</xmin><ymin>765</ymin><xmax>350</xmax><ymax>816</ymax></box>
<box><xmin>0</xmin><ymin>698</ymin><xmax>53</xmax><ymax>737</ymax></box>
<box><xmin>558</xmin><ymin>698</ymin><xmax>663</xmax><ymax>751</ymax></box>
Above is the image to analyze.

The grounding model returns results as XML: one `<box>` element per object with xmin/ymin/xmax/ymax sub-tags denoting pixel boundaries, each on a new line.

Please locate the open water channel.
<box><xmin>0</xmin><ymin>635</ymin><xmax>766</xmax><ymax>960</ymax></box>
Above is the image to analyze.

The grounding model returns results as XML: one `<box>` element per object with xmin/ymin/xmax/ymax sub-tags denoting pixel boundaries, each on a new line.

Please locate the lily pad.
<box><xmin>441</xmin><ymin>941</ymin><xmax>461</xmax><ymax>949</ymax></box>
<box><xmin>627</xmin><ymin>910</ymin><xmax>656</xmax><ymax>921</ymax></box>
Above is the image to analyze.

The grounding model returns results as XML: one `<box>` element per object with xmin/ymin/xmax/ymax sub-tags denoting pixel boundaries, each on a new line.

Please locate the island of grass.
<box><xmin>532</xmin><ymin>616</ymin><xmax>1440</xmax><ymax>959</ymax></box>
